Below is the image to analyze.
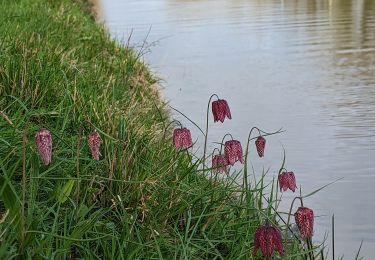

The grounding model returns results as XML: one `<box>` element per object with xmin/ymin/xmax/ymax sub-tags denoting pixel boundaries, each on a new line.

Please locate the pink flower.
<box><xmin>253</xmin><ymin>223</ymin><xmax>284</xmax><ymax>259</ymax></box>
<box><xmin>212</xmin><ymin>154</ymin><xmax>228</xmax><ymax>173</ymax></box>
<box><xmin>212</xmin><ymin>99</ymin><xmax>232</xmax><ymax>123</ymax></box>
<box><xmin>295</xmin><ymin>207</ymin><xmax>314</xmax><ymax>238</ymax></box>
<box><xmin>173</xmin><ymin>128</ymin><xmax>193</xmax><ymax>149</ymax></box>
<box><xmin>35</xmin><ymin>129</ymin><xmax>52</xmax><ymax>165</ymax></box>
<box><xmin>255</xmin><ymin>136</ymin><xmax>266</xmax><ymax>157</ymax></box>
<box><xmin>224</xmin><ymin>140</ymin><xmax>243</xmax><ymax>165</ymax></box>
<box><xmin>88</xmin><ymin>131</ymin><xmax>101</xmax><ymax>160</ymax></box>
<box><xmin>278</xmin><ymin>171</ymin><xmax>297</xmax><ymax>192</ymax></box>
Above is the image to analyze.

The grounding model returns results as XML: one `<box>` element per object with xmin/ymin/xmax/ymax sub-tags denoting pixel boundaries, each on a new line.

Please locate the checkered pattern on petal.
<box><xmin>35</xmin><ymin>128</ymin><xmax>52</xmax><ymax>166</ymax></box>
<box><xmin>224</xmin><ymin>140</ymin><xmax>243</xmax><ymax>165</ymax></box>
<box><xmin>287</xmin><ymin>171</ymin><xmax>297</xmax><ymax>192</ymax></box>
<box><xmin>295</xmin><ymin>207</ymin><xmax>314</xmax><ymax>238</ymax></box>
<box><xmin>173</xmin><ymin>128</ymin><xmax>182</xmax><ymax>148</ymax></box>
<box><xmin>269</xmin><ymin>225</ymin><xmax>284</xmax><ymax>256</ymax></box>
<box><xmin>224</xmin><ymin>140</ymin><xmax>236</xmax><ymax>165</ymax></box>
<box><xmin>212</xmin><ymin>154</ymin><xmax>228</xmax><ymax>173</ymax></box>
<box><xmin>212</xmin><ymin>99</ymin><xmax>231</xmax><ymax>123</ymax></box>
<box><xmin>182</xmin><ymin>128</ymin><xmax>193</xmax><ymax>148</ymax></box>
<box><xmin>255</xmin><ymin>136</ymin><xmax>266</xmax><ymax>157</ymax></box>
<box><xmin>88</xmin><ymin>131</ymin><xmax>102</xmax><ymax>160</ymax></box>
<box><xmin>278</xmin><ymin>172</ymin><xmax>289</xmax><ymax>192</ymax></box>
<box><xmin>253</xmin><ymin>223</ymin><xmax>284</xmax><ymax>259</ymax></box>
<box><xmin>173</xmin><ymin>128</ymin><xmax>192</xmax><ymax>149</ymax></box>
<box><xmin>278</xmin><ymin>171</ymin><xmax>297</xmax><ymax>192</ymax></box>
<box><xmin>233</xmin><ymin>140</ymin><xmax>244</xmax><ymax>164</ymax></box>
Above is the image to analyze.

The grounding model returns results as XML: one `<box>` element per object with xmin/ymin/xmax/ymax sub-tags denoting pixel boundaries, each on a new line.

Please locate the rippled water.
<box><xmin>98</xmin><ymin>0</ymin><xmax>375</xmax><ymax>257</ymax></box>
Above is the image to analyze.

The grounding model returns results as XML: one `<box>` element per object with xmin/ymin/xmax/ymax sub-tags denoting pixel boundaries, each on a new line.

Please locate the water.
<box><xmin>97</xmin><ymin>0</ymin><xmax>375</xmax><ymax>258</ymax></box>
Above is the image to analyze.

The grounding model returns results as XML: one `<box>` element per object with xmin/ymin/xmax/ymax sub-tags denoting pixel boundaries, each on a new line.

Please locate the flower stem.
<box><xmin>21</xmin><ymin>125</ymin><xmax>28</xmax><ymax>257</ymax></box>
<box><xmin>284</xmin><ymin>196</ymin><xmax>304</xmax><ymax>260</ymax></box>
<box><xmin>202</xmin><ymin>94</ymin><xmax>218</xmax><ymax>172</ymax></box>
<box><xmin>162</xmin><ymin>119</ymin><xmax>184</xmax><ymax>140</ymax></box>
<box><xmin>243</xmin><ymin>127</ymin><xmax>261</xmax><ymax>203</ymax></box>
<box><xmin>76</xmin><ymin>127</ymin><xmax>82</xmax><ymax>205</ymax></box>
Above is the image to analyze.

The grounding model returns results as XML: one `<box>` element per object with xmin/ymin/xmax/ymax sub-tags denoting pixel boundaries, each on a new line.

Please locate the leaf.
<box><xmin>63</xmin><ymin>209</ymin><xmax>105</xmax><ymax>250</ymax></box>
<box><xmin>56</xmin><ymin>179</ymin><xmax>75</xmax><ymax>203</ymax></box>
<box><xmin>0</xmin><ymin>176</ymin><xmax>22</xmax><ymax>239</ymax></box>
<box><xmin>303</xmin><ymin>177</ymin><xmax>344</xmax><ymax>198</ymax></box>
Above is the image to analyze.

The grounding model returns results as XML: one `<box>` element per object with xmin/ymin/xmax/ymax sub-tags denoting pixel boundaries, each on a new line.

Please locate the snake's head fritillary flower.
<box><xmin>255</xmin><ymin>136</ymin><xmax>266</xmax><ymax>157</ymax></box>
<box><xmin>287</xmin><ymin>172</ymin><xmax>297</xmax><ymax>192</ymax></box>
<box><xmin>212</xmin><ymin>99</ymin><xmax>232</xmax><ymax>123</ymax></box>
<box><xmin>88</xmin><ymin>131</ymin><xmax>101</xmax><ymax>160</ymax></box>
<box><xmin>295</xmin><ymin>207</ymin><xmax>314</xmax><ymax>239</ymax></box>
<box><xmin>173</xmin><ymin>127</ymin><xmax>193</xmax><ymax>149</ymax></box>
<box><xmin>253</xmin><ymin>223</ymin><xmax>284</xmax><ymax>259</ymax></box>
<box><xmin>212</xmin><ymin>154</ymin><xmax>228</xmax><ymax>173</ymax></box>
<box><xmin>35</xmin><ymin>128</ymin><xmax>52</xmax><ymax>165</ymax></box>
<box><xmin>224</xmin><ymin>140</ymin><xmax>243</xmax><ymax>165</ymax></box>
<box><xmin>278</xmin><ymin>171</ymin><xmax>297</xmax><ymax>192</ymax></box>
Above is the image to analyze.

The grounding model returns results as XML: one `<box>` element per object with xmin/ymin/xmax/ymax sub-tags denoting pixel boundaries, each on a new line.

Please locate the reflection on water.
<box><xmin>99</xmin><ymin>0</ymin><xmax>375</xmax><ymax>257</ymax></box>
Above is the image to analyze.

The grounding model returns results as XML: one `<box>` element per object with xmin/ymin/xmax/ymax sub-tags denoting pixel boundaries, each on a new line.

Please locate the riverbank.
<box><xmin>0</xmin><ymin>0</ymin><xmax>311</xmax><ymax>258</ymax></box>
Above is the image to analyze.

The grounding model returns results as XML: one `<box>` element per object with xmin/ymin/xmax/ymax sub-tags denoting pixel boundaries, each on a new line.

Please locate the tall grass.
<box><xmin>0</xmin><ymin>0</ymin><xmax>324</xmax><ymax>259</ymax></box>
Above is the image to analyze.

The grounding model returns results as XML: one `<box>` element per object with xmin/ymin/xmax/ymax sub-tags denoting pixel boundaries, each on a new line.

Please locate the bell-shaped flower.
<box><xmin>212</xmin><ymin>99</ymin><xmax>232</xmax><ymax>123</ymax></box>
<box><xmin>212</xmin><ymin>154</ymin><xmax>228</xmax><ymax>173</ymax></box>
<box><xmin>278</xmin><ymin>171</ymin><xmax>297</xmax><ymax>192</ymax></box>
<box><xmin>224</xmin><ymin>140</ymin><xmax>243</xmax><ymax>165</ymax></box>
<box><xmin>35</xmin><ymin>128</ymin><xmax>52</xmax><ymax>165</ymax></box>
<box><xmin>88</xmin><ymin>131</ymin><xmax>102</xmax><ymax>160</ymax></box>
<box><xmin>294</xmin><ymin>207</ymin><xmax>314</xmax><ymax>238</ymax></box>
<box><xmin>253</xmin><ymin>222</ymin><xmax>284</xmax><ymax>259</ymax></box>
<box><xmin>173</xmin><ymin>127</ymin><xmax>193</xmax><ymax>149</ymax></box>
<box><xmin>255</xmin><ymin>136</ymin><xmax>266</xmax><ymax>157</ymax></box>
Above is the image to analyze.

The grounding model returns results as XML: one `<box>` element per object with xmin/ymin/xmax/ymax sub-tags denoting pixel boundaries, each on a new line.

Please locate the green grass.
<box><xmin>0</xmin><ymin>0</ymin><xmax>322</xmax><ymax>258</ymax></box>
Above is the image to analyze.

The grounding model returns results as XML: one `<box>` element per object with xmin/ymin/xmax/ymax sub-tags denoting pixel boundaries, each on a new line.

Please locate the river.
<box><xmin>97</xmin><ymin>0</ymin><xmax>375</xmax><ymax>258</ymax></box>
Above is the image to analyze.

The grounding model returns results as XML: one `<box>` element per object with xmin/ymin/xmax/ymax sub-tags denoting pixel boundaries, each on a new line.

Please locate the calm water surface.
<box><xmin>98</xmin><ymin>0</ymin><xmax>375</xmax><ymax>257</ymax></box>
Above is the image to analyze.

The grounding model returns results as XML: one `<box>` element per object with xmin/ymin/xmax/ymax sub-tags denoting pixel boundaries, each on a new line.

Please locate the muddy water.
<box><xmin>98</xmin><ymin>0</ymin><xmax>375</xmax><ymax>257</ymax></box>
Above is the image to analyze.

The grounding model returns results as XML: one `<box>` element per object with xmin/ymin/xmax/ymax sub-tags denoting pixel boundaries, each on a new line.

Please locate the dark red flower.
<box><xmin>88</xmin><ymin>131</ymin><xmax>101</xmax><ymax>160</ymax></box>
<box><xmin>253</xmin><ymin>223</ymin><xmax>284</xmax><ymax>259</ymax></box>
<box><xmin>224</xmin><ymin>140</ymin><xmax>243</xmax><ymax>165</ymax></box>
<box><xmin>295</xmin><ymin>207</ymin><xmax>314</xmax><ymax>238</ymax></box>
<box><xmin>278</xmin><ymin>171</ymin><xmax>297</xmax><ymax>192</ymax></box>
<box><xmin>212</xmin><ymin>154</ymin><xmax>228</xmax><ymax>173</ymax></box>
<box><xmin>35</xmin><ymin>128</ymin><xmax>52</xmax><ymax>165</ymax></box>
<box><xmin>255</xmin><ymin>136</ymin><xmax>266</xmax><ymax>157</ymax></box>
<box><xmin>212</xmin><ymin>99</ymin><xmax>232</xmax><ymax>123</ymax></box>
<box><xmin>173</xmin><ymin>127</ymin><xmax>193</xmax><ymax>149</ymax></box>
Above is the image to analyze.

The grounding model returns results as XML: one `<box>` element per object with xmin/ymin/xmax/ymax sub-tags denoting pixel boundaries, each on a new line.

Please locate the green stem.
<box><xmin>284</xmin><ymin>196</ymin><xmax>304</xmax><ymax>260</ymax></box>
<box><xmin>21</xmin><ymin>125</ymin><xmax>28</xmax><ymax>257</ymax></box>
<box><xmin>76</xmin><ymin>127</ymin><xmax>82</xmax><ymax>205</ymax></box>
<box><xmin>202</xmin><ymin>94</ymin><xmax>219</xmax><ymax>173</ymax></box>
<box><xmin>169</xmin><ymin>106</ymin><xmax>205</xmax><ymax>136</ymax></box>
<box><xmin>218</xmin><ymin>133</ymin><xmax>234</xmax><ymax>153</ymax></box>
<box><xmin>243</xmin><ymin>127</ymin><xmax>261</xmax><ymax>203</ymax></box>
<box><xmin>162</xmin><ymin>119</ymin><xmax>183</xmax><ymax>141</ymax></box>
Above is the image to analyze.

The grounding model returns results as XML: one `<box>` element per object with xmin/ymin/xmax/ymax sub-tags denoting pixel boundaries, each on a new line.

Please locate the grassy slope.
<box><xmin>0</xmin><ymin>0</ymin><xmax>305</xmax><ymax>259</ymax></box>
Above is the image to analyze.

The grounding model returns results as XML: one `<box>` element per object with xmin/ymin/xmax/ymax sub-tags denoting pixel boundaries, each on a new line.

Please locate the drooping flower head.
<box><xmin>212</xmin><ymin>99</ymin><xmax>232</xmax><ymax>123</ymax></box>
<box><xmin>212</xmin><ymin>154</ymin><xmax>229</xmax><ymax>173</ymax></box>
<box><xmin>253</xmin><ymin>222</ymin><xmax>284</xmax><ymax>259</ymax></box>
<box><xmin>294</xmin><ymin>207</ymin><xmax>314</xmax><ymax>238</ymax></box>
<box><xmin>255</xmin><ymin>136</ymin><xmax>266</xmax><ymax>157</ymax></box>
<box><xmin>88</xmin><ymin>131</ymin><xmax>101</xmax><ymax>160</ymax></box>
<box><xmin>278</xmin><ymin>171</ymin><xmax>297</xmax><ymax>192</ymax></box>
<box><xmin>35</xmin><ymin>128</ymin><xmax>52</xmax><ymax>166</ymax></box>
<box><xmin>224</xmin><ymin>139</ymin><xmax>243</xmax><ymax>165</ymax></box>
<box><xmin>173</xmin><ymin>127</ymin><xmax>193</xmax><ymax>149</ymax></box>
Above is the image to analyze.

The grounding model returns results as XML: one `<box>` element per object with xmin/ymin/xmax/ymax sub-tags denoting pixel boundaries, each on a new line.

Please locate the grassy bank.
<box><xmin>0</xmin><ymin>0</ymin><xmax>316</xmax><ymax>258</ymax></box>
